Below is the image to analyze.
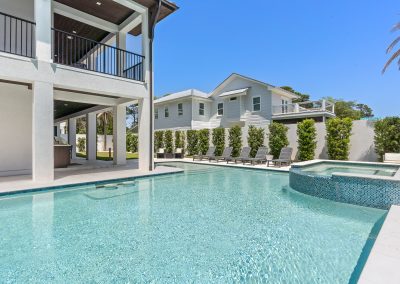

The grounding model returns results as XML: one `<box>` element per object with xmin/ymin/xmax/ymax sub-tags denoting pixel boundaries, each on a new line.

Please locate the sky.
<box><xmin>129</xmin><ymin>0</ymin><xmax>399</xmax><ymax>117</ymax></box>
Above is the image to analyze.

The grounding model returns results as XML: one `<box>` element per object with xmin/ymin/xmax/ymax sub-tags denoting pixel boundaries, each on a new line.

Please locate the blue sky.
<box><xmin>129</xmin><ymin>0</ymin><xmax>399</xmax><ymax>117</ymax></box>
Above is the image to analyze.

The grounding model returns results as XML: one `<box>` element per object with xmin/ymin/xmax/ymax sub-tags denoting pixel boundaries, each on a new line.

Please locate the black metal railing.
<box><xmin>0</xmin><ymin>12</ymin><xmax>35</xmax><ymax>58</ymax></box>
<box><xmin>52</xmin><ymin>28</ymin><xmax>144</xmax><ymax>82</ymax></box>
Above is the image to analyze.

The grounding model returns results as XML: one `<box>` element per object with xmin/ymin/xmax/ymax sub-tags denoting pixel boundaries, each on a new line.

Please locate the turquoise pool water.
<box><xmin>301</xmin><ymin>162</ymin><xmax>399</xmax><ymax>177</ymax></box>
<box><xmin>0</xmin><ymin>162</ymin><xmax>386</xmax><ymax>283</ymax></box>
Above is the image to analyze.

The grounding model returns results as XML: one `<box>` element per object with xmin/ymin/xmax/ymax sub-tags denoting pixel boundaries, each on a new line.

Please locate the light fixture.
<box><xmin>96</xmin><ymin>2</ymin><xmax>102</xmax><ymax>5</ymax></box>
<box><xmin>72</xmin><ymin>30</ymin><xmax>77</xmax><ymax>34</ymax></box>
<box><xmin>64</xmin><ymin>103</ymin><xmax>69</xmax><ymax>107</ymax></box>
<box><xmin>67</xmin><ymin>35</ymin><xmax>73</xmax><ymax>40</ymax></box>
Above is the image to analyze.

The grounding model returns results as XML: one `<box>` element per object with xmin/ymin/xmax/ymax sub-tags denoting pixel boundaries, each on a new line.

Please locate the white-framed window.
<box><xmin>178</xmin><ymin>103</ymin><xmax>183</xmax><ymax>116</ymax></box>
<box><xmin>165</xmin><ymin>106</ymin><xmax>169</xmax><ymax>118</ymax></box>
<box><xmin>253</xmin><ymin>97</ymin><xmax>261</xmax><ymax>111</ymax></box>
<box><xmin>155</xmin><ymin>108</ymin><xmax>159</xmax><ymax>119</ymax></box>
<box><xmin>217</xmin><ymin>102</ymin><xmax>224</xmax><ymax>116</ymax></box>
<box><xmin>199</xmin><ymin>103</ymin><xmax>205</xmax><ymax>116</ymax></box>
<box><xmin>281</xmin><ymin>99</ymin><xmax>289</xmax><ymax>113</ymax></box>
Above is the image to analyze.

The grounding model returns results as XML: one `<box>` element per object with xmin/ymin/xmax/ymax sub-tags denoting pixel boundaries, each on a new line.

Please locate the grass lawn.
<box><xmin>76</xmin><ymin>151</ymin><xmax>138</xmax><ymax>161</ymax></box>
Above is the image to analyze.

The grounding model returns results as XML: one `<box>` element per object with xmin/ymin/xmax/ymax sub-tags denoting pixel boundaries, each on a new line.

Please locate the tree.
<box><xmin>126</xmin><ymin>104</ymin><xmax>139</xmax><ymax>131</ymax></box>
<box><xmin>228</xmin><ymin>126</ymin><xmax>242</xmax><ymax>157</ymax></box>
<box><xmin>374</xmin><ymin>117</ymin><xmax>400</xmax><ymax>161</ymax></box>
<box><xmin>324</xmin><ymin>97</ymin><xmax>373</xmax><ymax>120</ymax></box>
<box><xmin>326</xmin><ymin>118</ymin><xmax>353</xmax><ymax>160</ymax></box>
<box><xmin>212</xmin><ymin>128</ymin><xmax>225</xmax><ymax>156</ymax></box>
<box><xmin>247</xmin><ymin>126</ymin><xmax>265</xmax><ymax>157</ymax></box>
<box><xmin>297</xmin><ymin>119</ymin><xmax>317</xmax><ymax>161</ymax></box>
<box><xmin>76</xmin><ymin>117</ymin><xmax>86</xmax><ymax>134</ymax></box>
<box><xmin>382</xmin><ymin>22</ymin><xmax>400</xmax><ymax>73</ymax></box>
<box><xmin>356</xmin><ymin>104</ymin><xmax>374</xmax><ymax>118</ymax></box>
<box><xmin>280</xmin><ymin>86</ymin><xmax>310</xmax><ymax>103</ymax></box>
<box><xmin>97</xmin><ymin>111</ymin><xmax>113</xmax><ymax>151</ymax></box>
<box><xmin>268</xmin><ymin>122</ymin><xmax>289</xmax><ymax>158</ymax></box>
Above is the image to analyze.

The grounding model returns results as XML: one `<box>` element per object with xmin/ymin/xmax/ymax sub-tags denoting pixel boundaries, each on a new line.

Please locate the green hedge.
<box><xmin>126</xmin><ymin>132</ymin><xmax>138</xmax><ymax>153</ymax></box>
<box><xmin>297</xmin><ymin>119</ymin><xmax>317</xmax><ymax>161</ymax></box>
<box><xmin>228</xmin><ymin>126</ymin><xmax>242</xmax><ymax>157</ymax></box>
<box><xmin>268</xmin><ymin>122</ymin><xmax>289</xmax><ymax>158</ymax></box>
<box><xmin>212</xmin><ymin>128</ymin><xmax>225</xmax><ymax>156</ymax></box>
<box><xmin>164</xmin><ymin>130</ymin><xmax>173</xmax><ymax>153</ymax></box>
<box><xmin>374</xmin><ymin>117</ymin><xmax>400</xmax><ymax>161</ymax></box>
<box><xmin>77</xmin><ymin>137</ymin><xmax>86</xmax><ymax>152</ymax></box>
<box><xmin>186</xmin><ymin>130</ymin><xmax>198</xmax><ymax>155</ymax></box>
<box><xmin>326</xmin><ymin>118</ymin><xmax>352</xmax><ymax>160</ymax></box>
<box><xmin>174</xmin><ymin>131</ymin><xmax>185</xmax><ymax>152</ymax></box>
<box><xmin>198</xmin><ymin>129</ymin><xmax>210</xmax><ymax>155</ymax></box>
<box><xmin>248</xmin><ymin>126</ymin><xmax>265</xmax><ymax>158</ymax></box>
<box><xmin>154</xmin><ymin>131</ymin><xmax>164</xmax><ymax>152</ymax></box>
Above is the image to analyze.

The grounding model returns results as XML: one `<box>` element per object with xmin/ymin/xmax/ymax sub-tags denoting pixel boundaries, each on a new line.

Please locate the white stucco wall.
<box><xmin>0</xmin><ymin>83</ymin><xmax>32</xmax><ymax>175</ymax></box>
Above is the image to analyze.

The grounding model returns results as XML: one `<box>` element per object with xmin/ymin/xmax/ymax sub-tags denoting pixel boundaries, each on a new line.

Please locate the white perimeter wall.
<box><xmin>0</xmin><ymin>83</ymin><xmax>32</xmax><ymax>175</ymax></box>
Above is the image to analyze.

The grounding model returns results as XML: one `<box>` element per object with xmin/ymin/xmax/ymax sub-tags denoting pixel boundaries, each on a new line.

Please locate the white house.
<box><xmin>0</xmin><ymin>0</ymin><xmax>178</xmax><ymax>181</ymax></box>
<box><xmin>154</xmin><ymin>73</ymin><xmax>335</xmax><ymax>131</ymax></box>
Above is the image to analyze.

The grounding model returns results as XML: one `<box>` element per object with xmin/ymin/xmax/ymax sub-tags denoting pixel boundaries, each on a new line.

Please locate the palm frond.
<box><xmin>386</xmin><ymin>36</ymin><xmax>400</xmax><ymax>54</ymax></box>
<box><xmin>382</xmin><ymin>48</ymin><xmax>400</xmax><ymax>73</ymax></box>
<box><xmin>391</xmin><ymin>22</ymin><xmax>400</xmax><ymax>32</ymax></box>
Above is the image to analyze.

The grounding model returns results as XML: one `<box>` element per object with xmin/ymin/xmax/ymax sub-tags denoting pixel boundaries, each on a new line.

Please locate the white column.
<box><xmin>35</xmin><ymin>0</ymin><xmax>52</xmax><ymax>61</ymax></box>
<box><xmin>116</xmin><ymin>32</ymin><xmax>127</xmax><ymax>76</ymax></box>
<box><xmin>32</xmin><ymin>81</ymin><xmax>54</xmax><ymax>182</ymax></box>
<box><xmin>141</xmin><ymin>11</ymin><xmax>150</xmax><ymax>83</ymax></box>
<box><xmin>68</xmin><ymin>118</ymin><xmax>77</xmax><ymax>159</ymax></box>
<box><xmin>113</xmin><ymin>105</ymin><xmax>127</xmax><ymax>165</ymax></box>
<box><xmin>86</xmin><ymin>113</ymin><xmax>97</xmax><ymax>161</ymax></box>
<box><xmin>138</xmin><ymin>97</ymin><xmax>153</xmax><ymax>171</ymax></box>
<box><xmin>322</xmin><ymin>99</ymin><xmax>326</xmax><ymax>111</ymax></box>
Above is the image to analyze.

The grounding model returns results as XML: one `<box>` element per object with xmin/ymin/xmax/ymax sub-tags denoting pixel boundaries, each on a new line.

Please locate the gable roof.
<box><xmin>209</xmin><ymin>73</ymin><xmax>300</xmax><ymax>99</ymax></box>
<box><xmin>154</xmin><ymin>89</ymin><xmax>209</xmax><ymax>104</ymax></box>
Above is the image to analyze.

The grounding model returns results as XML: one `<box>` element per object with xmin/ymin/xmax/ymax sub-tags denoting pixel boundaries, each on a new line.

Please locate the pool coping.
<box><xmin>359</xmin><ymin>205</ymin><xmax>400</xmax><ymax>284</ymax></box>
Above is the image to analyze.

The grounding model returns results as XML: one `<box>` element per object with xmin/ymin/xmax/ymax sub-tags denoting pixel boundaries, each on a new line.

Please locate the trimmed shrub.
<box><xmin>268</xmin><ymin>122</ymin><xmax>289</xmax><ymax>159</ymax></box>
<box><xmin>297</xmin><ymin>119</ymin><xmax>317</xmax><ymax>161</ymax></box>
<box><xmin>229</xmin><ymin>126</ymin><xmax>242</xmax><ymax>157</ymax></box>
<box><xmin>212</xmin><ymin>128</ymin><xmax>225</xmax><ymax>156</ymax></box>
<box><xmin>374</xmin><ymin>117</ymin><xmax>400</xmax><ymax>161</ymax></box>
<box><xmin>326</xmin><ymin>118</ymin><xmax>353</xmax><ymax>160</ymax></box>
<box><xmin>186</xmin><ymin>130</ymin><xmax>198</xmax><ymax>155</ymax></box>
<box><xmin>198</xmin><ymin>129</ymin><xmax>210</xmax><ymax>155</ymax></box>
<box><xmin>174</xmin><ymin>130</ymin><xmax>185</xmax><ymax>152</ymax></box>
<box><xmin>126</xmin><ymin>132</ymin><xmax>138</xmax><ymax>153</ymax></box>
<box><xmin>77</xmin><ymin>137</ymin><xmax>86</xmax><ymax>152</ymax></box>
<box><xmin>248</xmin><ymin>126</ymin><xmax>265</xmax><ymax>158</ymax></box>
<box><xmin>154</xmin><ymin>131</ymin><xmax>164</xmax><ymax>151</ymax></box>
<box><xmin>164</xmin><ymin>130</ymin><xmax>173</xmax><ymax>154</ymax></box>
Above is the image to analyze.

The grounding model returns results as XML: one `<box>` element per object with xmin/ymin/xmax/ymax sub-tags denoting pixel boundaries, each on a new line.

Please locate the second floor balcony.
<box><xmin>272</xmin><ymin>100</ymin><xmax>336</xmax><ymax>121</ymax></box>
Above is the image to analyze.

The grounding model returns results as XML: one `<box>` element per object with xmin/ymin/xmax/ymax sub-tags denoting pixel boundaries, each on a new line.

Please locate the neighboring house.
<box><xmin>154</xmin><ymin>73</ymin><xmax>335</xmax><ymax>130</ymax></box>
<box><xmin>0</xmin><ymin>0</ymin><xmax>178</xmax><ymax>180</ymax></box>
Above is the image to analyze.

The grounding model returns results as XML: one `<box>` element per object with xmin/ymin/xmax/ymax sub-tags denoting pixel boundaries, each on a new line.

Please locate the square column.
<box><xmin>68</xmin><ymin>118</ymin><xmax>77</xmax><ymax>159</ymax></box>
<box><xmin>86</xmin><ymin>113</ymin><xmax>97</xmax><ymax>161</ymax></box>
<box><xmin>32</xmin><ymin>81</ymin><xmax>54</xmax><ymax>182</ymax></box>
<box><xmin>113</xmin><ymin>105</ymin><xmax>127</xmax><ymax>165</ymax></box>
<box><xmin>138</xmin><ymin>97</ymin><xmax>153</xmax><ymax>171</ymax></box>
<box><xmin>35</xmin><ymin>0</ymin><xmax>52</xmax><ymax>61</ymax></box>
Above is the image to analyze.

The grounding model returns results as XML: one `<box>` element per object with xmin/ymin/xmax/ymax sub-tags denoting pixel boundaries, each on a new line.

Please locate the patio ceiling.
<box><xmin>54</xmin><ymin>100</ymin><xmax>96</xmax><ymax>120</ymax></box>
<box><xmin>54</xmin><ymin>0</ymin><xmax>179</xmax><ymax>36</ymax></box>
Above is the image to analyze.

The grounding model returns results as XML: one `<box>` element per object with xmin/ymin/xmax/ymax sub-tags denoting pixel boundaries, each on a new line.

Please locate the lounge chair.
<box><xmin>209</xmin><ymin>147</ymin><xmax>233</xmax><ymax>162</ymax></box>
<box><xmin>267</xmin><ymin>147</ymin><xmax>293</xmax><ymax>167</ymax></box>
<box><xmin>174</xmin><ymin>148</ymin><xmax>184</xmax><ymax>159</ymax></box>
<box><xmin>193</xmin><ymin>147</ymin><xmax>215</xmax><ymax>161</ymax></box>
<box><xmin>231</xmin><ymin>147</ymin><xmax>251</xmax><ymax>164</ymax></box>
<box><xmin>242</xmin><ymin>147</ymin><xmax>268</xmax><ymax>165</ymax></box>
<box><xmin>156</xmin><ymin>148</ymin><xmax>165</xmax><ymax>159</ymax></box>
<box><xmin>383</xmin><ymin>153</ymin><xmax>400</xmax><ymax>164</ymax></box>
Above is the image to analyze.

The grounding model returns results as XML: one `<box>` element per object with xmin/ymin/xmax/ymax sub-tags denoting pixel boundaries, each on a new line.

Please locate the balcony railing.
<box><xmin>272</xmin><ymin>100</ymin><xmax>335</xmax><ymax>115</ymax></box>
<box><xmin>52</xmin><ymin>28</ymin><xmax>145</xmax><ymax>82</ymax></box>
<box><xmin>0</xmin><ymin>12</ymin><xmax>35</xmax><ymax>58</ymax></box>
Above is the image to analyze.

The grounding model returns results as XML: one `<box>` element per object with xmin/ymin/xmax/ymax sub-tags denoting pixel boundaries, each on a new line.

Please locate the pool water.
<box><xmin>0</xmin><ymin>162</ymin><xmax>386</xmax><ymax>283</ymax></box>
<box><xmin>301</xmin><ymin>162</ymin><xmax>399</xmax><ymax>177</ymax></box>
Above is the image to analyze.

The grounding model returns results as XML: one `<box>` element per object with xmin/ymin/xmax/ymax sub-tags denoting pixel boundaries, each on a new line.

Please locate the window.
<box><xmin>253</xmin><ymin>97</ymin><xmax>261</xmax><ymax>111</ymax></box>
<box><xmin>178</xmin><ymin>103</ymin><xmax>183</xmax><ymax>116</ymax></box>
<box><xmin>199</xmin><ymin>103</ymin><xmax>205</xmax><ymax>116</ymax></box>
<box><xmin>165</xmin><ymin>107</ymin><xmax>169</xmax><ymax>118</ymax></box>
<box><xmin>217</xmin><ymin>103</ymin><xmax>224</xmax><ymax>116</ymax></box>
<box><xmin>230</xmin><ymin>97</ymin><xmax>237</xmax><ymax>101</ymax></box>
<box><xmin>281</xmin><ymin>99</ymin><xmax>288</xmax><ymax>113</ymax></box>
<box><xmin>155</xmin><ymin>108</ymin><xmax>159</xmax><ymax>119</ymax></box>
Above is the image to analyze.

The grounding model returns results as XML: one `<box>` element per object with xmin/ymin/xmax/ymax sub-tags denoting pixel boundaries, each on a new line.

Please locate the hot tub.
<box><xmin>289</xmin><ymin>160</ymin><xmax>400</xmax><ymax>209</ymax></box>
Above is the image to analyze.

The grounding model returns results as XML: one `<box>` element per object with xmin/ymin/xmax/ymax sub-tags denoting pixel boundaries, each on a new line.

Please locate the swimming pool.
<box><xmin>0</xmin><ymin>162</ymin><xmax>386</xmax><ymax>283</ymax></box>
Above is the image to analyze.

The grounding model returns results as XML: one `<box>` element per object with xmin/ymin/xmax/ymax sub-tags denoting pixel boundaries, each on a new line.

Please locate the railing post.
<box><xmin>116</xmin><ymin>32</ymin><xmax>126</xmax><ymax>77</ymax></box>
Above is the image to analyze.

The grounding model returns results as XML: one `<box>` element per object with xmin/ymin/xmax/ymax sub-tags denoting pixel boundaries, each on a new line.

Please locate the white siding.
<box><xmin>154</xmin><ymin>99</ymin><xmax>193</xmax><ymax>130</ymax></box>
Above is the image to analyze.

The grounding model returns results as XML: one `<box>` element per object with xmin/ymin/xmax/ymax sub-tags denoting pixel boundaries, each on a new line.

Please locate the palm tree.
<box><xmin>383</xmin><ymin>22</ymin><xmax>400</xmax><ymax>73</ymax></box>
<box><xmin>97</xmin><ymin>111</ymin><xmax>113</xmax><ymax>151</ymax></box>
